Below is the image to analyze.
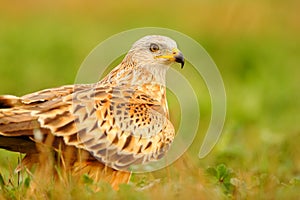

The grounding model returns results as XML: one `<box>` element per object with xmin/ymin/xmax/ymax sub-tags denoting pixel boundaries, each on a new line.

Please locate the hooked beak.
<box><xmin>156</xmin><ymin>48</ymin><xmax>185</xmax><ymax>68</ymax></box>
<box><xmin>174</xmin><ymin>50</ymin><xmax>185</xmax><ymax>69</ymax></box>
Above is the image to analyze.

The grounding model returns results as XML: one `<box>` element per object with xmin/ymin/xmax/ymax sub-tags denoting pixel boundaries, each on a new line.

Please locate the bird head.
<box><xmin>106</xmin><ymin>35</ymin><xmax>184</xmax><ymax>86</ymax></box>
<box><xmin>128</xmin><ymin>35</ymin><xmax>185</xmax><ymax>69</ymax></box>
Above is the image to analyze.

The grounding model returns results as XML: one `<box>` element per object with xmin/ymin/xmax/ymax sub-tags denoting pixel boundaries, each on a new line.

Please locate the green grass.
<box><xmin>0</xmin><ymin>0</ymin><xmax>300</xmax><ymax>199</ymax></box>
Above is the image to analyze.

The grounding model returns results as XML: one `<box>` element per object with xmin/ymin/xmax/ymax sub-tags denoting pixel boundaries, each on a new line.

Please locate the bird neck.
<box><xmin>104</xmin><ymin>59</ymin><xmax>168</xmax><ymax>88</ymax></box>
<box><xmin>101</xmin><ymin>61</ymin><xmax>168</xmax><ymax>105</ymax></box>
<box><xmin>132</xmin><ymin>64</ymin><xmax>168</xmax><ymax>86</ymax></box>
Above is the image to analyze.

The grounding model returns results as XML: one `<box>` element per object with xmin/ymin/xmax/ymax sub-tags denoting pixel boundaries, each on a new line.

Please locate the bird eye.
<box><xmin>149</xmin><ymin>43</ymin><xmax>159</xmax><ymax>52</ymax></box>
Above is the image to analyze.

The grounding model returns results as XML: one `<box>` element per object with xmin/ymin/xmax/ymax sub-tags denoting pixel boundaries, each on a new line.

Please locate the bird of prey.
<box><xmin>0</xmin><ymin>35</ymin><xmax>184</xmax><ymax>189</ymax></box>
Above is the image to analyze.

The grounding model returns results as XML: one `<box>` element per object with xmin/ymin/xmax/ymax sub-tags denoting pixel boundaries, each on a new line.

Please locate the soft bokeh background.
<box><xmin>0</xmin><ymin>0</ymin><xmax>299</xmax><ymax>199</ymax></box>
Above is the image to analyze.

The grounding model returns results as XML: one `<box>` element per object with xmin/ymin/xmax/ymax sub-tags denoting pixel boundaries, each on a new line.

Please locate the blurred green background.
<box><xmin>0</xmin><ymin>0</ymin><xmax>299</xmax><ymax>198</ymax></box>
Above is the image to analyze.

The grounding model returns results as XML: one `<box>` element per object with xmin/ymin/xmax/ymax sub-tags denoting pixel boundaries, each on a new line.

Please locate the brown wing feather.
<box><xmin>0</xmin><ymin>86</ymin><xmax>131</xmax><ymax>189</ymax></box>
<box><xmin>21</xmin><ymin>85</ymin><xmax>74</xmax><ymax>104</ymax></box>
<box><xmin>0</xmin><ymin>84</ymin><xmax>174</xmax><ymax>159</ymax></box>
<box><xmin>0</xmin><ymin>80</ymin><xmax>172</xmax><ymax>189</ymax></box>
<box><xmin>55</xmin><ymin>85</ymin><xmax>175</xmax><ymax>171</ymax></box>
